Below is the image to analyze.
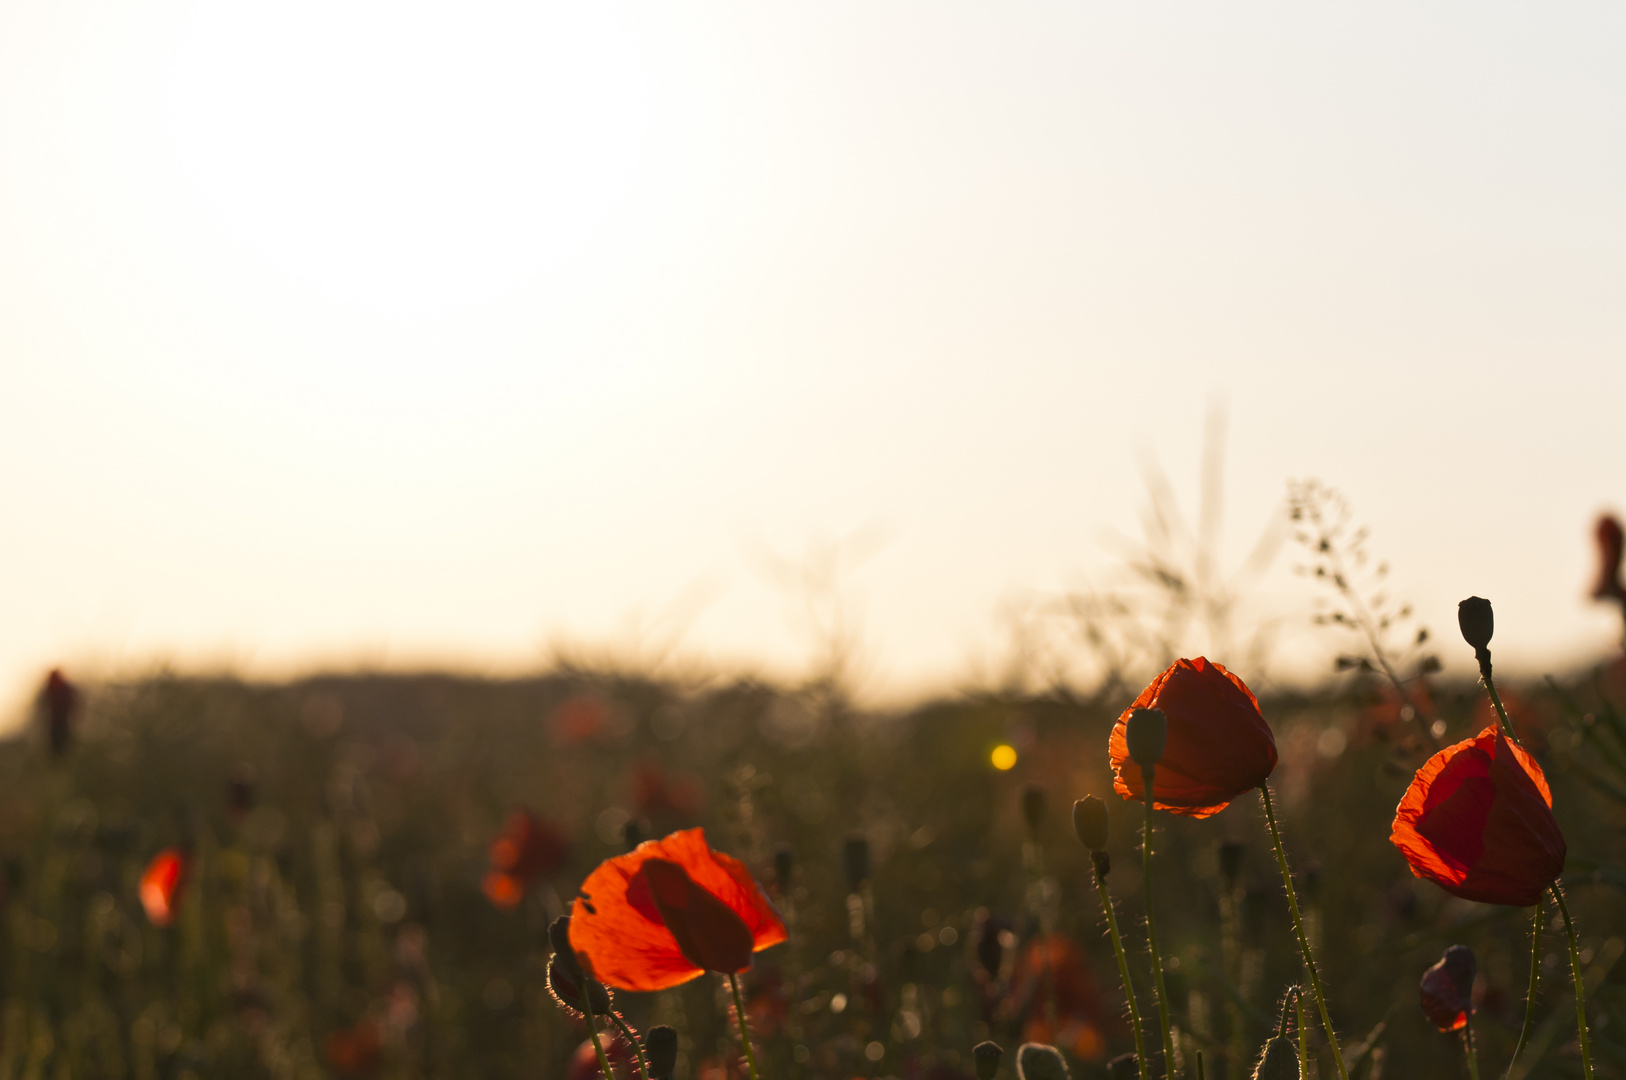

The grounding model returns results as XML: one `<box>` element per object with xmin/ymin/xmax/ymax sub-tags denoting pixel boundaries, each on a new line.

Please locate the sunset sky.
<box><xmin>2</xmin><ymin>2</ymin><xmax>1623</xmax><ymax>719</ymax></box>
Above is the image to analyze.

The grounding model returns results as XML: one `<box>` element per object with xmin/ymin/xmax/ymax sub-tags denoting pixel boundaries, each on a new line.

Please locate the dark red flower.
<box><xmin>1592</xmin><ymin>515</ymin><xmax>1626</xmax><ymax>603</ymax></box>
<box><xmin>139</xmin><ymin>849</ymin><xmax>188</xmax><ymax>927</ymax></box>
<box><xmin>1109</xmin><ymin>657</ymin><xmax>1278</xmax><ymax>818</ymax></box>
<box><xmin>484</xmin><ymin>809</ymin><xmax>570</xmax><ymax>909</ymax></box>
<box><xmin>569</xmin><ymin>828</ymin><xmax>786</xmax><ymax>991</ymax></box>
<box><xmin>1390</xmin><ymin>726</ymin><xmax>1565</xmax><ymax>907</ymax></box>
<box><xmin>1419</xmin><ymin>945</ymin><xmax>1476</xmax><ymax>1031</ymax></box>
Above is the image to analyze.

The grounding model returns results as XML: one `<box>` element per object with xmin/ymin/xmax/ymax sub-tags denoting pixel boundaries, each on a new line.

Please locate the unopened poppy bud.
<box><xmin>548</xmin><ymin>917</ymin><xmax>580</xmax><ymax>976</ymax></box>
<box><xmin>1107</xmin><ymin>1053</ymin><xmax>1139</xmax><ymax>1079</ymax></box>
<box><xmin>546</xmin><ymin>957</ymin><xmax>611</xmax><ymax>1017</ymax></box>
<box><xmin>842</xmin><ymin>835</ymin><xmax>870</xmax><ymax>890</ymax></box>
<box><xmin>1457</xmin><ymin>597</ymin><xmax>1494</xmax><ymax>652</ymax></box>
<box><xmin>1073</xmin><ymin>796</ymin><xmax>1109</xmax><ymax>851</ymax></box>
<box><xmin>1420</xmin><ymin>944</ymin><xmax>1477</xmax><ymax>1031</ymax></box>
<box><xmin>1219</xmin><ymin>840</ymin><xmax>1245</xmax><ymax>882</ymax></box>
<box><xmin>645</xmin><ymin>1025</ymin><xmax>678</xmax><ymax>1080</ymax></box>
<box><xmin>972</xmin><ymin>1040</ymin><xmax>1003</xmax><ymax>1080</ymax></box>
<box><xmin>1251</xmin><ymin>1037</ymin><xmax>1299</xmax><ymax>1080</ymax></box>
<box><xmin>1125</xmin><ymin>708</ymin><xmax>1167</xmax><ymax>768</ymax></box>
<box><xmin>773</xmin><ymin>844</ymin><xmax>795</xmax><ymax>894</ymax></box>
<box><xmin>1016</xmin><ymin>1043</ymin><xmax>1070</xmax><ymax>1080</ymax></box>
<box><xmin>1021</xmin><ymin>785</ymin><xmax>1047</xmax><ymax>834</ymax></box>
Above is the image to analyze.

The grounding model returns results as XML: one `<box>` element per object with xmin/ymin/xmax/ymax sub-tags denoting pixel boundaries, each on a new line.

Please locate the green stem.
<box><xmin>1095</xmin><ymin>864</ymin><xmax>1148</xmax><ymax>1073</ymax></box>
<box><xmin>1259</xmin><ymin>786</ymin><xmax>1347</xmax><ymax>1080</ymax></box>
<box><xmin>1295</xmin><ymin>989</ymin><xmax>1308</xmax><ymax>1074</ymax></box>
<box><xmin>1552</xmin><ymin>887</ymin><xmax>1593</xmax><ymax>1080</ymax></box>
<box><xmin>1507</xmin><ymin>899</ymin><xmax>1542</xmax><ymax>1078</ymax></box>
<box><xmin>1477</xmin><ymin>655</ymin><xmax>1521</xmax><ymax>746</ymax></box>
<box><xmin>1465</xmin><ymin>1018</ymin><xmax>1481</xmax><ymax>1080</ymax></box>
<box><xmin>729</xmin><ymin>972</ymin><xmax>763</xmax><ymax>1080</ymax></box>
<box><xmin>579</xmin><ymin>977</ymin><xmax>617</xmax><ymax>1080</ymax></box>
<box><xmin>608</xmin><ymin>1012</ymin><xmax>652</xmax><ymax>1080</ymax></box>
<box><xmin>1142</xmin><ymin>766</ymin><xmax>1178</xmax><ymax>1078</ymax></box>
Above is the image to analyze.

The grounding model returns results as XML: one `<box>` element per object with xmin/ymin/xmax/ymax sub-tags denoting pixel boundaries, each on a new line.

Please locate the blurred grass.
<box><xmin>0</xmin><ymin>660</ymin><xmax>1623</xmax><ymax>1080</ymax></box>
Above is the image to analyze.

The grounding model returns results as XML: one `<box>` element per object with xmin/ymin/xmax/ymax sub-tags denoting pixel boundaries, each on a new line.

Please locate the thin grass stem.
<box><xmin>1142</xmin><ymin>766</ymin><xmax>1178</xmax><ymax>1077</ymax></box>
<box><xmin>1095</xmin><ymin>864</ymin><xmax>1148</xmax><ymax>1072</ymax></box>
<box><xmin>1259</xmin><ymin>785</ymin><xmax>1347</xmax><ymax>1080</ymax></box>
<box><xmin>1552</xmin><ymin>887</ymin><xmax>1593</xmax><ymax>1080</ymax></box>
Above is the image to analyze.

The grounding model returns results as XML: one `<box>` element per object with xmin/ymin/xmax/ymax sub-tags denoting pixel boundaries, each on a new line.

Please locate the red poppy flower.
<box><xmin>1390</xmin><ymin>726</ymin><xmax>1565</xmax><ymax>907</ymax></box>
<box><xmin>139</xmin><ymin>849</ymin><xmax>188</xmax><ymax>927</ymax></box>
<box><xmin>1004</xmin><ymin>935</ymin><xmax>1108</xmax><ymax>1060</ymax></box>
<box><xmin>1109</xmin><ymin>657</ymin><xmax>1278</xmax><ymax>818</ymax></box>
<box><xmin>568</xmin><ymin>828</ymin><xmax>787</xmax><ymax>991</ymax></box>
<box><xmin>483</xmin><ymin>809</ymin><xmax>570</xmax><ymax>909</ymax></box>
<box><xmin>1592</xmin><ymin>515</ymin><xmax>1626</xmax><ymax>604</ymax></box>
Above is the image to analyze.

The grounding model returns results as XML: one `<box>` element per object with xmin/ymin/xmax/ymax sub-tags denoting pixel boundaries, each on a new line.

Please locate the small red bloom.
<box><xmin>1592</xmin><ymin>515</ymin><xmax>1626</xmax><ymax>604</ymax></box>
<box><xmin>139</xmin><ymin>849</ymin><xmax>188</xmax><ymax>927</ymax></box>
<box><xmin>569</xmin><ymin>828</ymin><xmax>787</xmax><ymax>992</ymax></box>
<box><xmin>484</xmin><ymin>809</ymin><xmax>569</xmax><ymax>909</ymax></box>
<box><xmin>1419</xmin><ymin>945</ymin><xmax>1476</xmax><ymax>1032</ymax></box>
<box><xmin>1390</xmin><ymin>727</ymin><xmax>1565</xmax><ymax>907</ymax></box>
<box><xmin>1109</xmin><ymin>658</ymin><xmax>1278</xmax><ymax>818</ymax></box>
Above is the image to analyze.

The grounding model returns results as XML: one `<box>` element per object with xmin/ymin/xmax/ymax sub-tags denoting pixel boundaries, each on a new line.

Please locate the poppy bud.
<box><xmin>1419</xmin><ymin>945</ymin><xmax>1476</xmax><ymax>1031</ymax></box>
<box><xmin>773</xmin><ymin>844</ymin><xmax>795</xmax><ymax>894</ymax></box>
<box><xmin>1072</xmin><ymin>797</ymin><xmax>1108</xmax><ymax>852</ymax></box>
<box><xmin>1251</xmin><ymin>1037</ymin><xmax>1299</xmax><ymax>1080</ymax></box>
<box><xmin>1125</xmin><ymin>708</ymin><xmax>1167</xmax><ymax>768</ymax></box>
<box><xmin>1016</xmin><ymin>1043</ymin><xmax>1070</xmax><ymax>1080</ymax></box>
<box><xmin>842</xmin><ymin>835</ymin><xmax>870</xmax><ymax>890</ymax></box>
<box><xmin>1219</xmin><ymin>840</ymin><xmax>1245</xmax><ymax>883</ymax></box>
<box><xmin>974</xmin><ymin>913</ymin><xmax>1010</xmax><ymax>978</ymax></box>
<box><xmin>645</xmin><ymin>1026</ymin><xmax>678</xmax><ymax>1080</ymax></box>
<box><xmin>1457</xmin><ymin>597</ymin><xmax>1494</xmax><ymax>653</ymax></box>
<box><xmin>1021</xmin><ymin>785</ymin><xmax>1047</xmax><ymax>834</ymax></box>
<box><xmin>972</xmin><ymin>1040</ymin><xmax>1003</xmax><ymax>1080</ymax></box>
<box><xmin>1107</xmin><ymin>1054</ymin><xmax>1139</xmax><ymax>1079</ymax></box>
<box><xmin>547</xmin><ymin>958</ymin><xmax>612</xmax><ymax>1017</ymax></box>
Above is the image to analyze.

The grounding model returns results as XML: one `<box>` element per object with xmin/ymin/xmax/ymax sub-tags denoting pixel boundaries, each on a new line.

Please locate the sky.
<box><xmin>1</xmin><ymin>1</ymin><xmax>1624</xmax><ymax>721</ymax></box>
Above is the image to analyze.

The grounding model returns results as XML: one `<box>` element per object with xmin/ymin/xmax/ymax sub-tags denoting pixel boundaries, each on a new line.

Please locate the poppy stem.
<box><xmin>579</xmin><ymin>978</ymin><xmax>618</xmax><ymax>1080</ymax></box>
<box><xmin>1507</xmin><ymin>898</ymin><xmax>1542</xmax><ymax>1078</ymax></box>
<box><xmin>1093</xmin><ymin>860</ymin><xmax>1148</xmax><ymax>1073</ymax></box>
<box><xmin>1475</xmin><ymin>653</ymin><xmax>1522</xmax><ymax>746</ymax></box>
<box><xmin>1551</xmin><ymin>886</ymin><xmax>1594</xmax><ymax>1080</ymax></box>
<box><xmin>1465</xmin><ymin>1017</ymin><xmax>1481</xmax><ymax>1080</ymax></box>
<box><xmin>1258</xmin><ymin>785</ymin><xmax>1347</xmax><ymax>1080</ymax></box>
<box><xmin>729</xmin><ymin>972</ymin><xmax>763</xmax><ymax>1080</ymax></box>
<box><xmin>608</xmin><ymin>1012</ymin><xmax>652</xmax><ymax>1080</ymax></box>
<box><xmin>1295</xmin><ymin>987</ymin><xmax>1308</xmax><ymax>1068</ymax></box>
<box><xmin>1141</xmin><ymin>766</ymin><xmax>1178</xmax><ymax>1077</ymax></box>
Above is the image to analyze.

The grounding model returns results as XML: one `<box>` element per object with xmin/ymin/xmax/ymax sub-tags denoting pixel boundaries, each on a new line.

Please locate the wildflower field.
<box><xmin>3</xmin><ymin>518</ymin><xmax>1626</xmax><ymax>1080</ymax></box>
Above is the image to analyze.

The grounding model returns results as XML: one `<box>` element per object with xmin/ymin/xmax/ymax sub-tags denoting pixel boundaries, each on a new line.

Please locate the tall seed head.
<box><xmin>1073</xmin><ymin>796</ymin><xmax>1109</xmax><ymax>851</ymax></box>
<box><xmin>1458</xmin><ymin>597</ymin><xmax>1494</xmax><ymax>652</ymax></box>
<box><xmin>972</xmin><ymin>1041</ymin><xmax>1003</xmax><ymax>1080</ymax></box>
<box><xmin>645</xmin><ymin>1026</ymin><xmax>678</xmax><ymax>1080</ymax></box>
<box><xmin>1125</xmin><ymin>708</ymin><xmax>1168</xmax><ymax>768</ymax></box>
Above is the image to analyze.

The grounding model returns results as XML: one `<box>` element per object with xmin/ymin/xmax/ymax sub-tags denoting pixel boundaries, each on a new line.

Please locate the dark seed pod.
<box><xmin>972</xmin><ymin>1040</ymin><xmax>1004</xmax><ymax>1080</ymax></box>
<box><xmin>1126</xmin><ymin>708</ymin><xmax>1168</xmax><ymax>768</ymax></box>
<box><xmin>1457</xmin><ymin>597</ymin><xmax>1494</xmax><ymax>652</ymax></box>
<box><xmin>1021</xmin><ymin>785</ymin><xmax>1047</xmax><ymax>834</ymax></box>
<box><xmin>1219</xmin><ymin>840</ymin><xmax>1245</xmax><ymax>883</ymax></box>
<box><xmin>645</xmin><ymin>1025</ymin><xmax>679</xmax><ymax>1080</ymax></box>
<box><xmin>842</xmin><ymin>835</ymin><xmax>871</xmax><ymax>890</ymax></box>
<box><xmin>1016</xmin><ymin>1043</ymin><xmax>1070</xmax><ymax>1080</ymax></box>
<box><xmin>1107</xmin><ymin>1054</ymin><xmax>1140</xmax><ymax>1079</ymax></box>
<box><xmin>1072</xmin><ymin>797</ymin><xmax>1108</xmax><ymax>852</ymax></box>
<box><xmin>773</xmin><ymin>844</ymin><xmax>795</xmax><ymax>893</ymax></box>
<box><xmin>1251</xmin><ymin>1037</ymin><xmax>1299</xmax><ymax>1080</ymax></box>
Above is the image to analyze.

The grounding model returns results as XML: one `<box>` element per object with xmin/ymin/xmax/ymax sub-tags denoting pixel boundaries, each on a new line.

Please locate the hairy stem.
<box><xmin>1465</xmin><ymin>1018</ymin><xmax>1481</xmax><ymax>1080</ymax></box>
<box><xmin>1507</xmin><ymin>899</ymin><xmax>1542</xmax><ymax>1078</ymax></box>
<box><xmin>608</xmin><ymin>1012</ymin><xmax>651</xmax><ymax>1080</ymax></box>
<box><xmin>1142</xmin><ymin>766</ymin><xmax>1178</xmax><ymax>1077</ymax></box>
<box><xmin>580</xmin><ymin>979</ymin><xmax>617</xmax><ymax>1080</ymax></box>
<box><xmin>1552</xmin><ymin>887</ymin><xmax>1593</xmax><ymax>1080</ymax></box>
<box><xmin>1259</xmin><ymin>786</ymin><xmax>1347</xmax><ymax>1080</ymax></box>
<box><xmin>729</xmin><ymin>972</ymin><xmax>763</xmax><ymax>1080</ymax></box>
<box><xmin>1095</xmin><ymin>864</ymin><xmax>1148</xmax><ymax>1072</ymax></box>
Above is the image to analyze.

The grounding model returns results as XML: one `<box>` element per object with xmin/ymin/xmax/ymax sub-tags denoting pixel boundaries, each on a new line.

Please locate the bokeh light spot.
<box><xmin>990</xmin><ymin>745</ymin><xmax>1017</xmax><ymax>771</ymax></box>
